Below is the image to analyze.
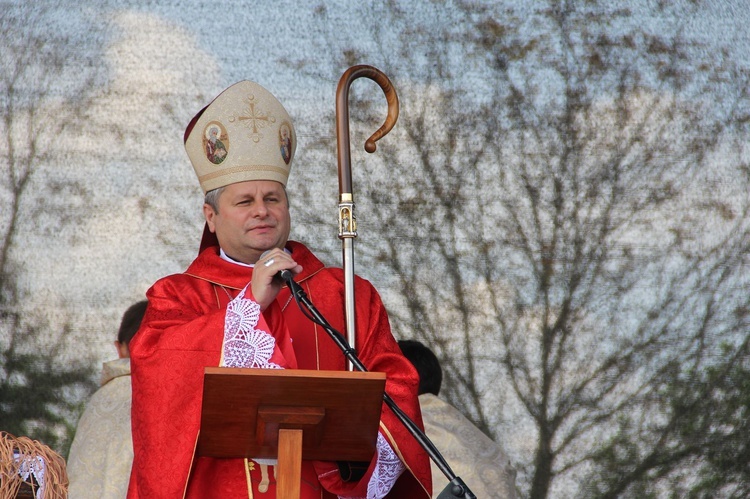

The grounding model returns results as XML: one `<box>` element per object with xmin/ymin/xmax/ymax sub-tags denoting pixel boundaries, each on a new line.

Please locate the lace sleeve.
<box><xmin>221</xmin><ymin>283</ymin><xmax>283</xmax><ymax>369</ymax></box>
<box><xmin>340</xmin><ymin>432</ymin><xmax>405</xmax><ymax>499</ymax></box>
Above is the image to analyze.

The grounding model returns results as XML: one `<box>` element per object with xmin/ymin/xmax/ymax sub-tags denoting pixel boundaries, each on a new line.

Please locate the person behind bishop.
<box><xmin>127</xmin><ymin>80</ymin><xmax>432</xmax><ymax>498</ymax></box>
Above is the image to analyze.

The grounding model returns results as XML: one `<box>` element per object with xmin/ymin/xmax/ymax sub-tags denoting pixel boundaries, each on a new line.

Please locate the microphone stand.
<box><xmin>281</xmin><ymin>272</ymin><xmax>477</xmax><ymax>499</ymax></box>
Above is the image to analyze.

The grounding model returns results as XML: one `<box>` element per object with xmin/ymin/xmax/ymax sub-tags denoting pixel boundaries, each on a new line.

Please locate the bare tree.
<box><xmin>0</xmin><ymin>2</ymin><xmax>105</xmax><ymax>455</ymax></box>
<box><xmin>289</xmin><ymin>1</ymin><xmax>750</xmax><ymax>496</ymax></box>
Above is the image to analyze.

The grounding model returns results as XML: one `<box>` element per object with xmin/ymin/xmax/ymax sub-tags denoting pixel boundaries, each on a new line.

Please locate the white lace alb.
<box><xmin>222</xmin><ymin>284</ymin><xmax>282</xmax><ymax>369</ymax></box>
<box><xmin>340</xmin><ymin>433</ymin><xmax>405</xmax><ymax>499</ymax></box>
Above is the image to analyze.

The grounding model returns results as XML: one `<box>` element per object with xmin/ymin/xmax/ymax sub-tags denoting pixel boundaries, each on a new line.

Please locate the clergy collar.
<box><xmin>219</xmin><ymin>248</ymin><xmax>254</xmax><ymax>267</ymax></box>
<box><xmin>218</xmin><ymin>247</ymin><xmax>292</xmax><ymax>267</ymax></box>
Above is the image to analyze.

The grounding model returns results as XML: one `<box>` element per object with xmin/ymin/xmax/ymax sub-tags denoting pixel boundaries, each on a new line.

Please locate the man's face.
<box><xmin>204</xmin><ymin>180</ymin><xmax>291</xmax><ymax>264</ymax></box>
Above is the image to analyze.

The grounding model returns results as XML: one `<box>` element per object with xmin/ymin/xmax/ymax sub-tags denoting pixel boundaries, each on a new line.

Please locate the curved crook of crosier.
<box><xmin>335</xmin><ymin>65</ymin><xmax>400</xmax><ymax>196</ymax></box>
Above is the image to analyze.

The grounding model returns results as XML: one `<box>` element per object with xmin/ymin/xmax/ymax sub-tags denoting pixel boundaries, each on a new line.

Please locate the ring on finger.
<box><xmin>264</xmin><ymin>258</ymin><xmax>275</xmax><ymax>267</ymax></box>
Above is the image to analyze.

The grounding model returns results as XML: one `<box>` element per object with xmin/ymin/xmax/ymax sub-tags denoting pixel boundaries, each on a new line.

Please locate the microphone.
<box><xmin>258</xmin><ymin>250</ymin><xmax>294</xmax><ymax>283</ymax></box>
<box><xmin>277</xmin><ymin>268</ymin><xmax>294</xmax><ymax>282</ymax></box>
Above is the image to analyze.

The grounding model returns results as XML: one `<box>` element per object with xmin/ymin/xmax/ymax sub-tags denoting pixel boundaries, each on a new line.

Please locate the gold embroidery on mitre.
<box><xmin>229</xmin><ymin>93</ymin><xmax>277</xmax><ymax>143</ymax></box>
<box><xmin>199</xmin><ymin>165</ymin><xmax>290</xmax><ymax>183</ymax></box>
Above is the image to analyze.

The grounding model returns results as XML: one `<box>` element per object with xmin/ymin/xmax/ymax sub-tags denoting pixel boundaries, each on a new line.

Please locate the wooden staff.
<box><xmin>335</xmin><ymin>65</ymin><xmax>399</xmax><ymax>370</ymax></box>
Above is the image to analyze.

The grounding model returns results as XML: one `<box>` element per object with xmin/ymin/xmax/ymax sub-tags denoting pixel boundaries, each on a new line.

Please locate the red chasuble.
<box><xmin>128</xmin><ymin>240</ymin><xmax>432</xmax><ymax>498</ymax></box>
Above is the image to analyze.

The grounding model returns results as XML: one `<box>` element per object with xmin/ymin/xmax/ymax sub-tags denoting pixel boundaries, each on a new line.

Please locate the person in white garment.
<box><xmin>398</xmin><ymin>339</ymin><xmax>518</xmax><ymax>499</ymax></box>
<box><xmin>67</xmin><ymin>300</ymin><xmax>147</xmax><ymax>499</ymax></box>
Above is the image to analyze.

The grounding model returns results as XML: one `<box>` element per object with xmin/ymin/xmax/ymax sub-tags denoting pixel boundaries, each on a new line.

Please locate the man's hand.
<box><xmin>251</xmin><ymin>249</ymin><xmax>302</xmax><ymax>310</ymax></box>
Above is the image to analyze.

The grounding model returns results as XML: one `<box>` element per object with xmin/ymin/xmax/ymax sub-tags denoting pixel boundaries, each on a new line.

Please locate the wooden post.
<box><xmin>276</xmin><ymin>429</ymin><xmax>303</xmax><ymax>498</ymax></box>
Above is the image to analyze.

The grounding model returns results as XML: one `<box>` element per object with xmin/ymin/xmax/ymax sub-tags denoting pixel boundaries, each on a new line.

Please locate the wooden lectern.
<box><xmin>197</xmin><ymin>367</ymin><xmax>386</xmax><ymax>498</ymax></box>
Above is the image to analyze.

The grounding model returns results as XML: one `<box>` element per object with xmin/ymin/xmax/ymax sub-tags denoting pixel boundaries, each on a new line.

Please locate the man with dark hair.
<box><xmin>114</xmin><ymin>300</ymin><xmax>148</xmax><ymax>358</ymax></box>
<box><xmin>397</xmin><ymin>339</ymin><xmax>442</xmax><ymax>396</ymax></box>
<box><xmin>127</xmin><ymin>80</ymin><xmax>431</xmax><ymax>498</ymax></box>
<box><xmin>398</xmin><ymin>339</ymin><xmax>518</xmax><ymax>499</ymax></box>
<box><xmin>67</xmin><ymin>300</ymin><xmax>148</xmax><ymax>499</ymax></box>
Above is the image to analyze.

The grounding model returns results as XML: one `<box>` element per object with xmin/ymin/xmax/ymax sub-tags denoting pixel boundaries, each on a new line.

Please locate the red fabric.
<box><xmin>128</xmin><ymin>241</ymin><xmax>432</xmax><ymax>498</ymax></box>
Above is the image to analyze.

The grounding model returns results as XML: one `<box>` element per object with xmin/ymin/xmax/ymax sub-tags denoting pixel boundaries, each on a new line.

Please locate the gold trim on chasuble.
<box><xmin>380</xmin><ymin>422</ymin><xmax>431</xmax><ymax>497</ymax></box>
<box><xmin>244</xmin><ymin>459</ymin><xmax>254</xmax><ymax>498</ymax></box>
